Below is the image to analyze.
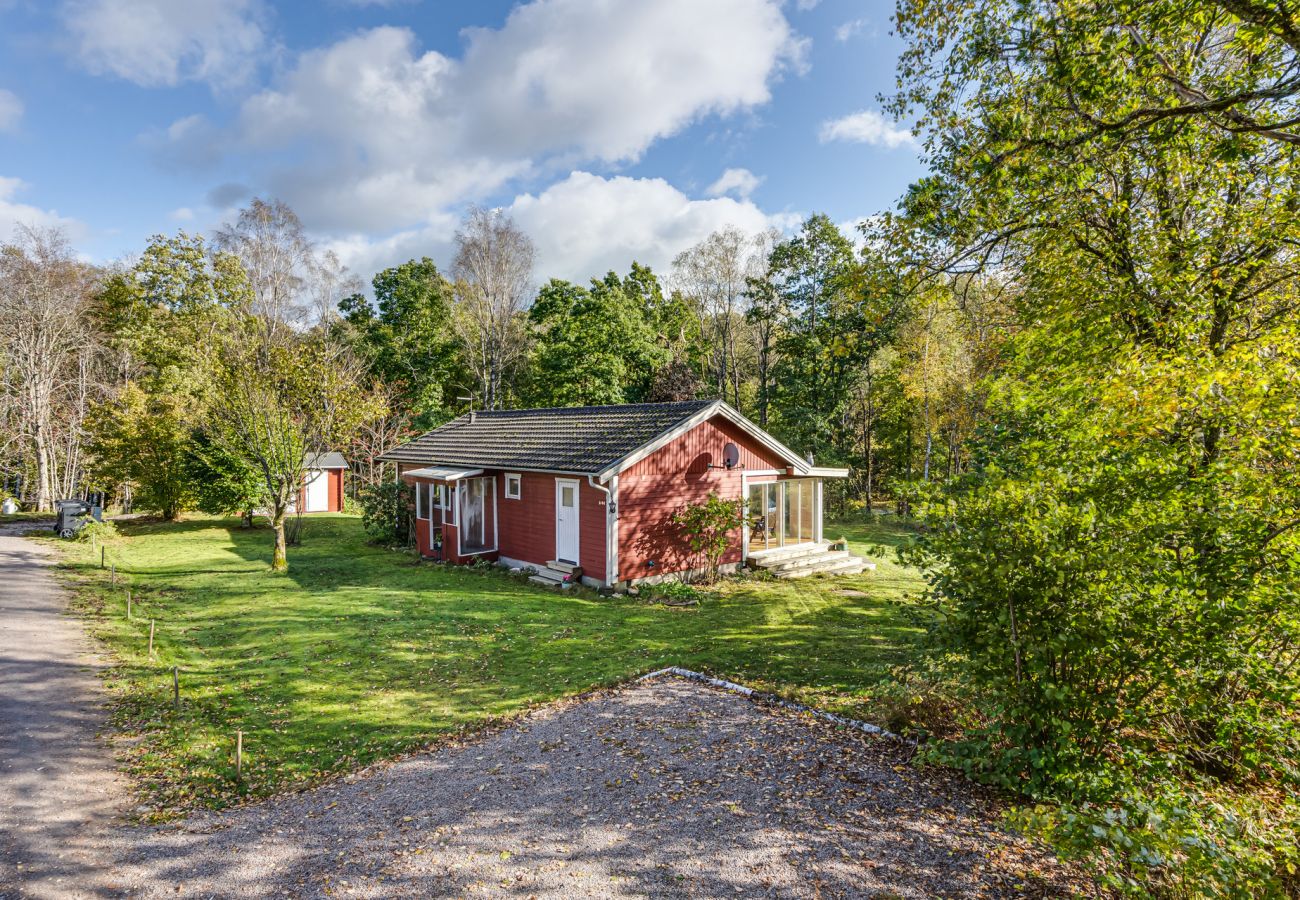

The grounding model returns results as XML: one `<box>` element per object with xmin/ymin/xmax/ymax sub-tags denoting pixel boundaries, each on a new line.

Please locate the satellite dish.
<box><xmin>722</xmin><ymin>442</ymin><xmax>740</xmax><ymax>469</ymax></box>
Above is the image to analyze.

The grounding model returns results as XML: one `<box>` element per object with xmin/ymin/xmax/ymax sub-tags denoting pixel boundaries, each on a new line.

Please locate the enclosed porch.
<box><xmin>404</xmin><ymin>466</ymin><xmax>498</xmax><ymax>563</ymax></box>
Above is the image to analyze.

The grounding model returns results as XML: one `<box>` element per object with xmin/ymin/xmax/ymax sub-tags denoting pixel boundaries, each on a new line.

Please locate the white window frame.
<box><xmin>415</xmin><ymin>481</ymin><xmax>428</xmax><ymax>520</ymax></box>
<box><xmin>504</xmin><ymin>472</ymin><xmax>522</xmax><ymax>500</ymax></box>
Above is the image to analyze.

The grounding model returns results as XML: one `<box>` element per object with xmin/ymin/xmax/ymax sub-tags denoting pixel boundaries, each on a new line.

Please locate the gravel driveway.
<box><xmin>100</xmin><ymin>677</ymin><xmax>1089</xmax><ymax>898</ymax></box>
<box><xmin>0</xmin><ymin>528</ymin><xmax>129</xmax><ymax>900</ymax></box>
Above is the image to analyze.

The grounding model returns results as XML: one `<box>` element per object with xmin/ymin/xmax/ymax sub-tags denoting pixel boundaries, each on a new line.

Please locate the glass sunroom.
<box><xmin>746</xmin><ymin>478</ymin><xmax>821</xmax><ymax>552</ymax></box>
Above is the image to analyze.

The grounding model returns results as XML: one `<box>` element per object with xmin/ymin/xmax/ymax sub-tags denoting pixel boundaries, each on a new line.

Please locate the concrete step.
<box><xmin>762</xmin><ymin>549</ymin><xmax>851</xmax><ymax>574</ymax></box>
<box><xmin>748</xmin><ymin>542</ymin><xmax>833</xmax><ymax>567</ymax></box>
<box><xmin>546</xmin><ymin>560</ymin><xmax>579</xmax><ymax>573</ymax></box>
<box><xmin>774</xmin><ymin>556</ymin><xmax>875</xmax><ymax>580</ymax></box>
<box><xmin>529</xmin><ymin>567</ymin><xmax>574</xmax><ymax>589</ymax></box>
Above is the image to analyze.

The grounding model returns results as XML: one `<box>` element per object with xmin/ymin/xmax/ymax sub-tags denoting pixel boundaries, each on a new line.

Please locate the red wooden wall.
<box><xmin>616</xmin><ymin>415</ymin><xmax>790</xmax><ymax>581</ymax></box>
<box><xmin>399</xmin><ymin>465</ymin><xmax>607</xmax><ymax>582</ymax></box>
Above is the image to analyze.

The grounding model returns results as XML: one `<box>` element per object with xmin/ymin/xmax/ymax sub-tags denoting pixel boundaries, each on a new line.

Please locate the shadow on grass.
<box><xmin>68</xmin><ymin>513</ymin><xmax>930</xmax><ymax>811</ymax></box>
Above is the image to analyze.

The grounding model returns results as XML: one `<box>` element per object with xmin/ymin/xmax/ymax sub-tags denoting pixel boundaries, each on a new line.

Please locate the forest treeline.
<box><xmin>0</xmin><ymin>201</ymin><xmax>999</xmax><ymax>520</ymax></box>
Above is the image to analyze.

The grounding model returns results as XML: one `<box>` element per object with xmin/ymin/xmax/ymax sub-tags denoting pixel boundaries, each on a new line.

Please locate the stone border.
<box><xmin>637</xmin><ymin>666</ymin><xmax>908</xmax><ymax>743</ymax></box>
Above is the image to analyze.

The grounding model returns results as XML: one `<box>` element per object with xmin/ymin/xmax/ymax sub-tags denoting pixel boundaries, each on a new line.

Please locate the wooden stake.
<box><xmin>235</xmin><ymin>730</ymin><xmax>243</xmax><ymax>780</ymax></box>
<box><xmin>148</xmin><ymin>619</ymin><xmax>155</xmax><ymax>657</ymax></box>
<box><xmin>110</xmin><ymin>563</ymin><xmax>116</xmax><ymax>584</ymax></box>
<box><xmin>126</xmin><ymin>592</ymin><xmax>132</xmax><ymax>620</ymax></box>
<box><xmin>172</xmin><ymin>666</ymin><xmax>180</xmax><ymax>713</ymax></box>
<box><xmin>100</xmin><ymin>546</ymin><xmax>105</xmax><ymax>568</ymax></box>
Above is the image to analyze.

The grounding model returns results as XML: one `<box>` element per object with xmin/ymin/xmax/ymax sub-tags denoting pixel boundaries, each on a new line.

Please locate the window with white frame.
<box><xmin>415</xmin><ymin>482</ymin><xmax>428</xmax><ymax>520</ymax></box>
<box><xmin>504</xmin><ymin>473</ymin><xmax>522</xmax><ymax>499</ymax></box>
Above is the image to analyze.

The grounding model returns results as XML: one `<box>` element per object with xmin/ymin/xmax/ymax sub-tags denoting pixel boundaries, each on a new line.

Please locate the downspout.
<box><xmin>587</xmin><ymin>474</ymin><xmax>618</xmax><ymax>588</ymax></box>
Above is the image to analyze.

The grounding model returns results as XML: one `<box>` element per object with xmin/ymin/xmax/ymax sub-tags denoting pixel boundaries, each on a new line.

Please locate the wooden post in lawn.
<box><xmin>100</xmin><ymin>546</ymin><xmax>104</xmax><ymax>568</ymax></box>
<box><xmin>148</xmin><ymin>619</ymin><xmax>155</xmax><ymax>657</ymax></box>
<box><xmin>235</xmin><ymin>731</ymin><xmax>243</xmax><ymax>781</ymax></box>
<box><xmin>126</xmin><ymin>592</ymin><xmax>132</xmax><ymax>621</ymax></box>
<box><xmin>172</xmin><ymin>666</ymin><xmax>180</xmax><ymax>712</ymax></box>
<box><xmin>110</xmin><ymin>563</ymin><xmax>115</xmax><ymax>585</ymax></box>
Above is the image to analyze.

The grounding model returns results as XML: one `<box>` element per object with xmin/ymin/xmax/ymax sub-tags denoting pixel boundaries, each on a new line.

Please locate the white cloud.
<box><xmin>835</xmin><ymin>18</ymin><xmax>870</xmax><ymax>41</ymax></box>
<box><xmin>169</xmin><ymin>206</ymin><xmax>195</xmax><ymax>222</ymax></box>
<box><xmin>819</xmin><ymin>109</ymin><xmax>916</xmax><ymax>149</ymax></box>
<box><xmin>0</xmin><ymin>89</ymin><xmax>22</xmax><ymax>132</ymax></box>
<box><xmin>795</xmin><ymin>0</ymin><xmax>821</xmax><ymax>9</ymax></box>
<box><xmin>507</xmin><ymin>171</ymin><xmax>797</xmax><ymax>281</ymax></box>
<box><xmin>456</xmin><ymin>0</ymin><xmax>805</xmax><ymax>162</ymax></box>
<box><xmin>166</xmin><ymin>0</ymin><xmax>804</xmax><ymax>234</ymax></box>
<box><xmin>706</xmin><ymin>167</ymin><xmax>764</xmax><ymax>199</ymax></box>
<box><xmin>325</xmin><ymin>172</ymin><xmax>799</xmax><ymax>286</ymax></box>
<box><xmin>0</xmin><ymin>177</ymin><xmax>85</xmax><ymax>242</ymax></box>
<box><xmin>63</xmin><ymin>0</ymin><xmax>267</xmax><ymax>88</ymax></box>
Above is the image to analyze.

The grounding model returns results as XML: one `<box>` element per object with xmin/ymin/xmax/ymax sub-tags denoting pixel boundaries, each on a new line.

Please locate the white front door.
<box><xmin>304</xmin><ymin>469</ymin><xmax>329</xmax><ymax>512</ymax></box>
<box><xmin>555</xmin><ymin>478</ymin><xmax>580</xmax><ymax>563</ymax></box>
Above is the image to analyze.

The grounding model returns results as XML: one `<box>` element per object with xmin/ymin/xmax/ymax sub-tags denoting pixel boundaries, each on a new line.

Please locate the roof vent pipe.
<box><xmin>470</xmin><ymin>409</ymin><xmax>477</xmax><ymax>424</ymax></box>
<box><xmin>805</xmin><ymin>451</ymin><xmax>814</xmax><ymax>465</ymax></box>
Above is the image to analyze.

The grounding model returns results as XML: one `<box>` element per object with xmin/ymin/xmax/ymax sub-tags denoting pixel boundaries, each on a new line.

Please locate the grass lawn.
<box><xmin>54</xmin><ymin>513</ymin><xmax>929</xmax><ymax>816</ymax></box>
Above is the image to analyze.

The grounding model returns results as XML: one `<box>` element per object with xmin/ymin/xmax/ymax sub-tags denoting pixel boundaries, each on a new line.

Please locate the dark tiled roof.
<box><xmin>305</xmin><ymin>451</ymin><xmax>348</xmax><ymax>469</ymax></box>
<box><xmin>379</xmin><ymin>401</ymin><xmax>717</xmax><ymax>473</ymax></box>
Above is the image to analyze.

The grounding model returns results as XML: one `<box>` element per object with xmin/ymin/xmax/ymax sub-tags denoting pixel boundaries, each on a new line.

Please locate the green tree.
<box><xmin>86</xmin><ymin>232</ymin><xmax>250</xmax><ymax>518</ymax></box>
<box><xmin>525</xmin><ymin>265</ymin><xmax>673</xmax><ymax>406</ymax></box>
<box><xmin>186</xmin><ymin>430</ymin><xmax>264</xmax><ymax>526</ymax></box>
<box><xmin>893</xmin><ymin>0</ymin><xmax>1300</xmax><ymax>890</ymax></box>
<box><xmin>208</xmin><ymin>337</ymin><xmax>380</xmax><ymax>571</ymax></box>
<box><xmin>337</xmin><ymin>257</ymin><xmax>462</xmax><ymax>429</ymax></box>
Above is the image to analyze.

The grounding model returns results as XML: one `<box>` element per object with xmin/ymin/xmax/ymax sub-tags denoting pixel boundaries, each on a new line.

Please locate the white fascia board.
<box><xmin>806</xmin><ymin>466</ymin><xmax>850</xmax><ymax>478</ymax></box>
<box><xmin>596</xmin><ymin>400</ymin><xmax>810</xmax><ymax>482</ymax></box>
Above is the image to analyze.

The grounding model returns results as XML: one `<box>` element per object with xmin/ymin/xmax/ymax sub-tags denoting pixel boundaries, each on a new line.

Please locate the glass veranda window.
<box><xmin>458</xmin><ymin>476</ymin><xmax>496</xmax><ymax>554</ymax></box>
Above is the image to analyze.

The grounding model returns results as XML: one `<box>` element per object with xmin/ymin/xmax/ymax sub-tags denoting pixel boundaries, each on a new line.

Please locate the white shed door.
<box><xmin>304</xmin><ymin>469</ymin><xmax>329</xmax><ymax>512</ymax></box>
<box><xmin>555</xmin><ymin>479</ymin><xmax>580</xmax><ymax>564</ymax></box>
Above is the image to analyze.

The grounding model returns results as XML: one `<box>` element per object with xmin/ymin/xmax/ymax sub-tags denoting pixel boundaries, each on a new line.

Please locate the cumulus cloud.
<box><xmin>0</xmin><ymin>177</ymin><xmax>85</xmax><ymax>241</ymax></box>
<box><xmin>325</xmin><ymin>172</ymin><xmax>799</xmax><ymax>287</ymax></box>
<box><xmin>0</xmin><ymin>89</ymin><xmax>22</xmax><ymax>132</ymax></box>
<box><xmin>818</xmin><ymin>109</ymin><xmax>915</xmax><ymax>149</ymax></box>
<box><xmin>63</xmin><ymin>0</ymin><xmax>267</xmax><ymax>88</ymax></box>
<box><xmin>165</xmin><ymin>0</ymin><xmax>803</xmax><ymax>234</ymax></box>
<box><xmin>834</xmin><ymin>18</ymin><xmax>871</xmax><ymax>41</ymax></box>
<box><xmin>507</xmin><ymin>171</ymin><xmax>797</xmax><ymax>281</ymax></box>
<box><xmin>706</xmin><ymin>167</ymin><xmax>763</xmax><ymax>199</ymax></box>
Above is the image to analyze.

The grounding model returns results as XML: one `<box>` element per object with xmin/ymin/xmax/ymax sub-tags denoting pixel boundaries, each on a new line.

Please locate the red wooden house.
<box><xmin>379</xmin><ymin>400</ymin><xmax>870</xmax><ymax>588</ymax></box>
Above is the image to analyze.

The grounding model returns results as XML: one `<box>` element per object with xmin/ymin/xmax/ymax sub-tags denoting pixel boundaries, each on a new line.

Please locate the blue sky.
<box><xmin>0</xmin><ymin>0</ymin><xmax>924</xmax><ymax>283</ymax></box>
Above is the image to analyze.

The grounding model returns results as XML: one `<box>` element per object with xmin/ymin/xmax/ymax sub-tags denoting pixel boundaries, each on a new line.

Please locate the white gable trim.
<box><xmin>595</xmin><ymin>400</ymin><xmax>810</xmax><ymax>483</ymax></box>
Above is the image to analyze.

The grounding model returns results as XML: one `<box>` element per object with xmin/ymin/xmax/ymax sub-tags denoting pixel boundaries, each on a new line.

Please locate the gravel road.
<box><xmin>101</xmin><ymin>677</ymin><xmax>1089</xmax><ymax>898</ymax></box>
<box><xmin>0</xmin><ymin>530</ymin><xmax>129</xmax><ymax>900</ymax></box>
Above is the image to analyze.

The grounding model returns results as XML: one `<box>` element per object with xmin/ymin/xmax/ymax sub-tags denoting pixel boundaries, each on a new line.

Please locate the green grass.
<box><xmin>54</xmin><ymin>513</ymin><xmax>929</xmax><ymax>815</ymax></box>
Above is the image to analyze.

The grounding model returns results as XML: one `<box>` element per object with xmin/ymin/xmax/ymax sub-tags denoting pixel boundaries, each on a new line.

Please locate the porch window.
<box><xmin>458</xmin><ymin>476</ymin><xmax>497</xmax><ymax>555</ymax></box>
<box><xmin>748</xmin><ymin>478</ymin><xmax>819</xmax><ymax>549</ymax></box>
<box><xmin>504</xmin><ymin>473</ymin><xmax>522</xmax><ymax>499</ymax></box>
<box><xmin>415</xmin><ymin>482</ymin><xmax>431</xmax><ymax>520</ymax></box>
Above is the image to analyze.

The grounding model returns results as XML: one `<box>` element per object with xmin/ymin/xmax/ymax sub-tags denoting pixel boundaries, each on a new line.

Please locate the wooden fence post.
<box><xmin>126</xmin><ymin>592</ymin><xmax>132</xmax><ymax>621</ymax></box>
<box><xmin>172</xmin><ymin>666</ymin><xmax>180</xmax><ymax>713</ymax></box>
<box><xmin>235</xmin><ymin>731</ymin><xmax>244</xmax><ymax>780</ymax></box>
<box><xmin>148</xmin><ymin>619</ymin><xmax>155</xmax><ymax>657</ymax></box>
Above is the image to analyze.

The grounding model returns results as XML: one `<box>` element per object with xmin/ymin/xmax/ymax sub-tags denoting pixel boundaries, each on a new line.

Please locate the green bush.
<box><xmin>357</xmin><ymin>479</ymin><xmax>413</xmax><ymax>544</ymax></box>
<box><xmin>75</xmin><ymin>519</ymin><xmax>119</xmax><ymax>543</ymax></box>
<box><xmin>672</xmin><ymin>492</ymin><xmax>743</xmax><ymax>583</ymax></box>
<box><xmin>642</xmin><ymin>580</ymin><xmax>702</xmax><ymax>605</ymax></box>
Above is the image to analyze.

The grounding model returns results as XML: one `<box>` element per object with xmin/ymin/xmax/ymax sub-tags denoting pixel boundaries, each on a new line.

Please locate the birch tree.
<box><xmin>0</xmin><ymin>227</ymin><xmax>100</xmax><ymax>510</ymax></box>
<box><xmin>451</xmin><ymin>207</ymin><xmax>534</xmax><ymax>409</ymax></box>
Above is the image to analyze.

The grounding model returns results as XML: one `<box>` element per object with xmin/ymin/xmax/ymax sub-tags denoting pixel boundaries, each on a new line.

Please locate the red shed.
<box><xmin>297</xmin><ymin>452</ymin><xmax>348</xmax><ymax>513</ymax></box>
<box><xmin>379</xmin><ymin>401</ymin><xmax>868</xmax><ymax>588</ymax></box>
